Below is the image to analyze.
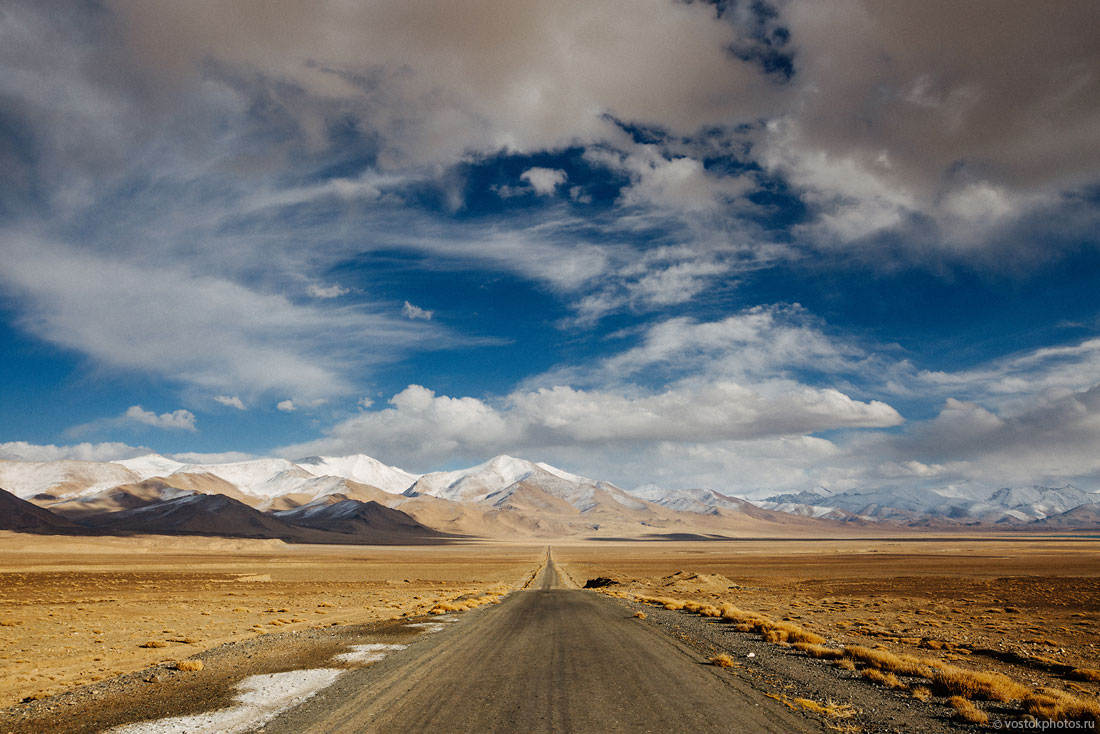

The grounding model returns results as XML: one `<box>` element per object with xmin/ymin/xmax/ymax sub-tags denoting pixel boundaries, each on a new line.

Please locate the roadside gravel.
<box><xmin>601</xmin><ymin>591</ymin><xmax>987</xmax><ymax>733</ymax></box>
<box><xmin>0</xmin><ymin>616</ymin><xmax>423</xmax><ymax>734</ymax></box>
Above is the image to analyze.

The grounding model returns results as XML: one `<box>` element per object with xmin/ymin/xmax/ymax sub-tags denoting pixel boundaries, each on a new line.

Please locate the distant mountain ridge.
<box><xmin>2</xmin><ymin>453</ymin><xmax>1098</xmax><ymax>539</ymax></box>
<box><xmin>753</xmin><ymin>483</ymin><xmax>1100</xmax><ymax>527</ymax></box>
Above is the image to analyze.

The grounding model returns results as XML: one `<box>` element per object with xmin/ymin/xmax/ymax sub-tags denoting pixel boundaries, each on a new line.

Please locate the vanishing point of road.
<box><xmin>263</xmin><ymin>554</ymin><xmax>816</xmax><ymax>733</ymax></box>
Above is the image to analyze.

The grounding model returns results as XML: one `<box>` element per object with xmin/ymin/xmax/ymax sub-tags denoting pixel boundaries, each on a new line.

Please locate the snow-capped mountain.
<box><xmin>114</xmin><ymin>454</ymin><xmax>187</xmax><ymax>481</ymax></box>
<box><xmin>755</xmin><ymin>484</ymin><xmax>1100</xmax><ymax>525</ymax></box>
<box><xmin>405</xmin><ymin>455</ymin><xmax>585</xmax><ymax>504</ymax></box>
<box><xmin>295</xmin><ymin>454</ymin><xmax>419</xmax><ymax>494</ymax></box>
<box><xmin>0</xmin><ymin>460</ymin><xmax>140</xmax><ymax>500</ymax></box>
<box><xmin>5</xmin><ymin>450</ymin><xmax>1099</xmax><ymax>538</ymax></box>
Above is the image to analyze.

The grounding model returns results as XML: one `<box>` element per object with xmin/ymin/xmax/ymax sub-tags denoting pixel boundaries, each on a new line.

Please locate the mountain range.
<box><xmin>0</xmin><ymin>453</ymin><xmax>1097</xmax><ymax>542</ymax></box>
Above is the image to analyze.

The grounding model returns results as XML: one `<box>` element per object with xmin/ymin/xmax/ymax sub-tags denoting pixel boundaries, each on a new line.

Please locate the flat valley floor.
<box><xmin>1</xmin><ymin>532</ymin><xmax>1098</xmax><ymax>732</ymax></box>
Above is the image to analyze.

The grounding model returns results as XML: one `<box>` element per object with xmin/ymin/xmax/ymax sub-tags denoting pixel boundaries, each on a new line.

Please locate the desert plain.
<box><xmin>1</xmin><ymin>531</ymin><xmax>1098</xmax><ymax>730</ymax></box>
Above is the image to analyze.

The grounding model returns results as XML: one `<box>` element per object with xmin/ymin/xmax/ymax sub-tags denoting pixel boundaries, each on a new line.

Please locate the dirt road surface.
<box><xmin>263</xmin><ymin>556</ymin><xmax>815</xmax><ymax>733</ymax></box>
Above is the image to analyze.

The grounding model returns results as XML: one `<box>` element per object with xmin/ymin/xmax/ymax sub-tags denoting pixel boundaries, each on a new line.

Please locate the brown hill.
<box><xmin>274</xmin><ymin>499</ymin><xmax>448</xmax><ymax>542</ymax></box>
<box><xmin>0</xmin><ymin>487</ymin><xmax>83</xmax><ymax>533</ymax></box>
<box><xmin>44</xmin><ymin>473</ymin><xmax>248</xmax><ymax>518</ymax></box>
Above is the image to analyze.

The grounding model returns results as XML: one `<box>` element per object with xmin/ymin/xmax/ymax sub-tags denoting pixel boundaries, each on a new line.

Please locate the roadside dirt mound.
<box><xmin>660</xmin><ymin>570</ymin><xmax>735</xmax><ymax>594</ymax></box>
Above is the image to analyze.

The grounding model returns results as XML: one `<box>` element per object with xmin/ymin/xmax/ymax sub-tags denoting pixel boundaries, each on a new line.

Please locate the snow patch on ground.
<box><xmin>333</xmin><ymin>643</ymin><xmax>407</xmax><ymax>664</ymax></box>
<box><xmin>108</xmin><ymin>668</ymin><xmax>344</xmax><ymax>734</ymax></box>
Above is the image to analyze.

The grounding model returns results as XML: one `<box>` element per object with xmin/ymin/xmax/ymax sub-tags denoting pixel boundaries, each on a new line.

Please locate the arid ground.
<box><xmin>2</xmin><ymin>532</ymin><xmax>1098</xmax><ymax>731</ymax></box>
<box><xmin>556</xmin><ymin>536</ymin><xmax>1100</xmax><ymax>718</ymax></box>
<box><xmin>0</xmin><ymin>532</ymin><xmax>543</xmax><ymax>709</ymax></box>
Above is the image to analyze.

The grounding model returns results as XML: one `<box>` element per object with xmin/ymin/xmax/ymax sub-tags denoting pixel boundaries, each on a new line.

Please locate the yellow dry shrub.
<box><xmin>793</xmin><ymin>698</ymin><xmax>857</xmax><ymax>719</ymax></box>
<box><xmin>843</xmin><ymin>645</ymin><xmax>935</xmax><ymax>678</ymax></box>
<box><xmin>862</xmin><ymin>668</ymin><xmax>907</xmax><ymax>689</ymax></box>
<box><xmin>1022</xmin><ymin>689</ymin><xmax>1100</xmax><ymax>724</ymax></box>
<box><xmin>139</xmin><ymin>640</ymin><xmax>168</xmax><ymax>649</ymax></box>
<box><xmin>947</xmin><ymin>696</ymin><xmax>989</xmax><ymax>725</ymax></box>
<box><xmin>1069</xmin><ymin>668</ymin><xmax>1100</xmax><ymax>682</ymax></box>
<box><xmin>763</xmin><ymin>621</ymin><xmax>826</xmax><ymax>645</ymax></box>
<box><xmin>932</xmin><ymin>664</ymin><xmax>1029</xmax><ymax>702</ymax></box>
<box><xmin>793</xmin><ymin>642</ymin><xmax>844</xmax><ymax>660</ymax></box>
<box><xmin>709</xmin><ymin>653</ymin><xmax>736</xmax><ymax>668</ymax></box>
<box><xmin>911</xmin><ymin>686</ymin><xmax>932</xmax><ymax>701</ymax></box>
<box><xmin>633</xmin><ymin>611</ymin><xmax>647</xmax><ymax>620</ymax></box>
<box><xmin>175</xmin><ymin>660</ymin><xmax>204</xmax><ymax>672</ymax></box>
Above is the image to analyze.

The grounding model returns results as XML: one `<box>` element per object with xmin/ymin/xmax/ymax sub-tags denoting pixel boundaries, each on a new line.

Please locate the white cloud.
<box><xmin>104</xmin><ymin>0</ymin><xmax>781</xmax><ymax>169</ymax></box>
<box><xmin>66</xmin><ymin>406</ymin><xmax>198</xmax><ymax>437</ymax></box>
<box><xmin>279</xmin><ymin>378</ymin><xmax>899</xmax><ymax>473</ymax></box>
<box><xmin>402</xmin><ymin>301</ymin><xmax>433</xmax><ymax>321</ymax></box>
<box><xmin>767</xmin><ymin>1</ymin><xmax>1100</xmax><ymax>252</ymax></box>
<box><xmin>0</xmin><ymin>441</ymin><xmax>150</xmax><ymax>462</ymax></box>
<box><xmin>592</xmin><ymin>305</ymin><xmax>873</xmax><ymax>385</ymax></box>
<box><xmin>276</xmin><ymin>400</ymin><xmax>296</xmax><ymax>412</ymax></box>
<box><xmin>123</xmin><ymin>405</ymin><xmax>197</xmax><ymax>431</ymax></box>
<box><xmin>519</xmin><ymin>168</ymin><xmax>567</xmax><ymax>196</ymax></box>
<box><xmin>588</xmin><ymin>146</ymin><xmax>757</xmax><ymax>213</ymax></box>
<box><xmin>214</xmin><ymin>395</ymin><xmax>246</xmax><ymax>410</ymax></box>
<box><xmin>306</xmin><ymin>283</ymin><xmax>349</xmax><ymax>299</ymax></box>
<box><xmin>0</xmin><ymin>233</ymin><xmax>437</xmax><ymax>401</ymax></box>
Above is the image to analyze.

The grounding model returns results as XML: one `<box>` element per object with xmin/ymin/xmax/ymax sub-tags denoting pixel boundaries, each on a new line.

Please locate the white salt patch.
<box><xmin>109</xmin><ymin>668</ymin><xmax>344</xmax><ymax>734</ymax></box>
<box><xmin>334</xmin><ymin>643</ymin><xmax>407</xmax><ymax>664</ymax></box>
<box><xmin>405</xmin><ymin>622</ymin><xmax>445</xmax><ymax>633</ymax></box>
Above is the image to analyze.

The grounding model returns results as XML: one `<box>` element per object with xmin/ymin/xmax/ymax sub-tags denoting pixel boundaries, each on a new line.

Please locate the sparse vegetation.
<box><xmin>931</xmin><ymin>664</ymin><xmax>1028</xmax><ymax>702</ymax></box>
<box><xmin>174</xmin><ymin>660</ymin><xmax>204</xmax><ymax>672</ymax></box>
<box><xmin>911</xmin><ymin>686</ymin><xmax>932</xmax><ymax>701</ymax></box>
<box><xmin>862</xmin><ymin>668</ymin><xmax>906</xmax><ymax>689</ymax></box>
<box><xmin>709</xmin><ymin>653</ymin><xmax>736</xmax><ymax>668</ymax></box>
<box><xmin>1022</xmin><ymin>689</ymin><xmax>1100</xmax><ymax>724</ymax></box>
<box><xmin>793</xmin><ymin>642</ymin><xmax>844</xmax><ymax>659</ymax></box>
<box><xmin>947</xmin><ymin>696</ymin><xmax>989</xmax><ymax>725</ymax></box>
<box><xmin>767</xmin><ymin>693</ymin><xmax>856</xmax><ymax>719</ymax></box>
<box><xmin>633</xmin><ymin>611</ymin><xmax>647</xmax><ymax>619</ymax></box>
<box><xmin>1069</xmin><ymin>668</ymin><xmax>1100</xmax><ymax>682</ymax></box>
<box><xmin>139</xmin><ymin>640</ymin><xmax>168</xmax><ymax>648</ymax></box>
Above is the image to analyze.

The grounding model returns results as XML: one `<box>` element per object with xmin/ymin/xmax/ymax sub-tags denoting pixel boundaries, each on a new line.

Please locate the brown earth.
<box><xmin>3</xmin><ymin>533</ymin><xmax>1098</xmax><ymax>731</ymax></box>
<box><xmin>0</xmin><ymin>532</ymin><xmax>543</xmax><ymax>709</ymax></box>
<box><xmin>554</xmin><ymin>536</ymin><xmax>1100</xmax><ymax>711</ymax></box>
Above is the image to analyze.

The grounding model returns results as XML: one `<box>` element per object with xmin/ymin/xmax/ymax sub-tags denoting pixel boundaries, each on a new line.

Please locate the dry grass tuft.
<box><xmin>174</xmin><ymin>660</ymin><xmax>204</xmax><ymax>672</ymax></box>
<box><xmin>709</xmin><ymin>653</ymin><xmax>737</xmax><ymax>668</ymax></box>
<box><xmin>794</xmin><ymin>697</ymin><xmax>857</xmax><ymax>719</ymax></box>
<box><xmin>1021</xmin><ymin>689</ymin><xmax>1100</xmax><ymax>724</ymax></box>
<box><xmin>843</xmin><ymin>645</ymin><xmax>934</xmax><ymax>678</ymax></box>
<box><xmin>1069</xmin><ymin>668</ymin><xmax>1100</xmax><ymax>682</ymax></box>
<box><xmin>911</xmin><ymin>686</ymin><xmax>932</xmax><ymax>701</ymax></box>
<box><xmin>139</xmin><ymin>640</ymin><xmax>168</xmax><ymax>648</ymax></box>
<box><xmin>862</xmin><ymin>668</ymin><xmax>907</xmax><ymax>689</ymax></box>
<box><xmin>836</xmin><ymin>658</ymin><xmax>857</xmax><ymax>671</ymax></box>
<box><xmin>947</xmin><ymin>696</ymin><xmax>989</xmax><ymax>725</ymax></box>
<box><xmin>793</xmin><ymin>642</ymin><xmax>844</xmax><ymax>660</ymax></box>
<box><xmin>429</xmin><ymin>602</ymin><xmax>461</xmax><ymax>614</ymax></box>
<box><xmin>633</xmin><ymin>611</ymin><xmax>647</xmax><ymax>620</ymax></box>
<box><xmin>931</xmin><ymin>664</ymin><xmax>1028</xmax><ymax>702</ymax></box>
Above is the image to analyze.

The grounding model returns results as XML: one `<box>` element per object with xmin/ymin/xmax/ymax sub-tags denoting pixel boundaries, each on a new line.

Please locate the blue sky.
<box><xmin>3</xmin><ymin>0</ymin><xmax>1100</xmax><ymax>494</ymax></box>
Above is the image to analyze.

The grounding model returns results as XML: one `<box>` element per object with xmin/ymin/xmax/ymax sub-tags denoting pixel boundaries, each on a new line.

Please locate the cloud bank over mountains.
<box><xmin>1</xmin><ymin>1</ymin><xmax>1099</xmax><ymax>494</ymax></box>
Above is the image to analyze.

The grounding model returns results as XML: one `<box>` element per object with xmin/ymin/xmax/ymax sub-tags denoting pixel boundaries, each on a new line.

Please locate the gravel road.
<box><xmin>262</xmin><ymin>557</ymin><xmax>819</xmax><ymax>733</ymax></box>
